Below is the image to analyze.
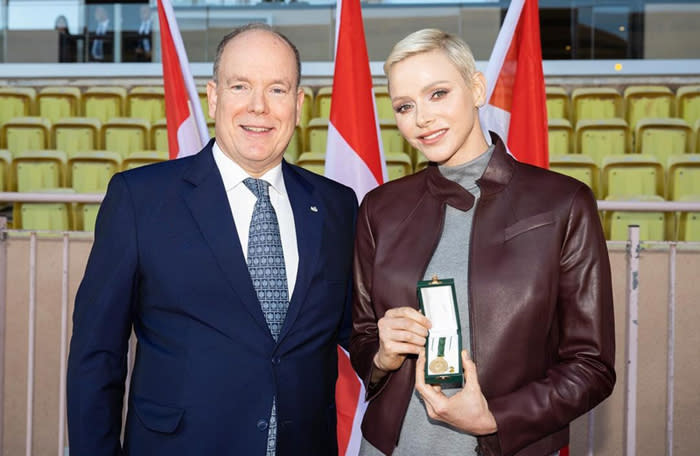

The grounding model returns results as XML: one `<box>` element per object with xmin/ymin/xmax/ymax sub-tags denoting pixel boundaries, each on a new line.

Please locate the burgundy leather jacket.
<box><xmin>350</xmin><ymin>135</ymin><xmax>615</xmax><ymax>456</ymax></box>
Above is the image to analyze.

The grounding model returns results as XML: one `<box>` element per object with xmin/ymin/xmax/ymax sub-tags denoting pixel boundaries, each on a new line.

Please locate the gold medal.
<box><xmin>428</xmin><ymin>337</ymin><xmax>448</xmax><ymax>374</ymax></box>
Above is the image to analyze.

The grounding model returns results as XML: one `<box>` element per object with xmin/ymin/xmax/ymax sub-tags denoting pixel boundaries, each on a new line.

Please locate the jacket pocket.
<box><xmin>132</xmin><ymin>395</ymin><xmax>184</xmax><ymax>434</ymax></box>
<box><xmin>504</xmin><ymin>212</ymin><xmax>555</xmax><ymax>241</ymax></box>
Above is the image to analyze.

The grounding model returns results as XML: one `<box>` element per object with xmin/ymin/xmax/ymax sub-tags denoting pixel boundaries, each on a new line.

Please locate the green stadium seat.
<box><xmin>314</xmin><ymin>86</ymin><xmax>332</xmax><ymax>119</ymax></box>
<box><xmin>300</xmin><ymin>86</ymin><xmax>314</xmax><ymax>128</ymax></box>
<box><xmin>0</xmin><ymin>87</ymin><xmax>36</xmax><ymax>126</ymax></box>
<box><xmin>676</xmin><ymin>85</ymin><xmax>700</xmax><ymax>128</ymax></box>
<box><xmin>602</xmin><ymin>154</ymin><xmax>664</xmax><ymax>199</ymax></box>
<box><xmin>12</xmin><ymin>149</ymin><xmax>67</xmax><ymax>192</ymax></box>
<box><xmin>624</xmin><ymin>85</ymin><xmax>674</xmax><ymax>131</ymax></box>
<box><xmin>83</xmin><ymin>86</ymin><xmax>126</xmax><ymax>124</ymax></box>
<box><xmin>604</xmin><ymin>194</ymin><xmax>666</xmax><ymax>241</ymax></box>
<box><xmin>284</xmin><ymin>126</ymin><xmax>302</xmax><ymax>164</ymax></box>
<box><xmin>548</xmin><ymin>118</ymin><xmax>573</xmax><ymax>155</ymax></box>
<box><xmin>127</xmin><ymin>86</ymin><xmax>165</xmax><ymax>123</ymax></box>
<box><xmin>545</xmin><ymin>86</ymin><xmax>569</xmax><ymax>121</ymax></box>
<box><xmin>75</xmin><ymin>202</ymin><xmax>101</xmax><ymax>232</ymax></box>
<box><xmin>102</xmin><ymin>118</ymin><xmax>150</xmax><ymax>158</ymax></box>
<box><xmin>635</xmin><ymin>118</ymin><xmax>692</xmax><ymax>164</ymax></box>
<box><xmin>151</xmin><ymin>119</ymin><xmax>168</xmax><ymax>154</ymax></box>
<box><xmin>122</xmin><ymin>150</ymin><xmax>167</xmax><ymax>171</ymax></box>
<box><xmin>549</xmin><ymin>154</ymin><xmax>600</xmax><ymax>198</ymax></box>
<box><xmin>198</xmin><ymin>86</ymin><xmax>212</xmax><ymax>122</ymax></box>
<box><xmin>53</xmin><ymin>117</ymin><xmax>102</xmax><ymax>157</ymax></box>
<box><xmin>2</xmin><ymin>116</ymin><xmax>52</xmax><ymax>156</ymax></box>
<box><xmin>677</xmin><ymin>195</ymin><xmax>700</xmax><ymax>242</ymax></box>
<box><xmin>575</xmin><ymin>118</ymin><xmax>629</xmax><ymax>166</ymax></box>
<box><xmin>306</xmin><ymin>117</ymin><xmax>329</xmax><ymax>153</ymax></box>
<box><xmin>667</xmin><ymin>154</ymin><xmax>700</xmax><ymax>201</ymax></box>
<box><xmin>296</xmin><ymin>152</ymin><xmax>325</xmax><ymax>175</ymax></box>
<box><xmin>68</xmin><ymin>150</ymin><xmax>122</xmax><ymax>193</ymax></box>
<box><xmin>571</xmin><ymin>87</ymin><xmax>623</xmax><ymax>125</ymax></box>
<box><xmin>37</xmin><ymin>86</ymin><xmax>81</xmax><ymax>122</ymax></box>
<box><xmin>385</xmin><ymin>152</ymin><xmax>412</xmax><ymax>181</ymax></box>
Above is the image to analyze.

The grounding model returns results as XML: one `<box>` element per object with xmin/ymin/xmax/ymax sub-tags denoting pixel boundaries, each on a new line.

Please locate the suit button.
<box><xmin>272</xmin><ymin>357</ymin><xmax>281</xmax><ymax>365</ymax></box>
<box><xmin>257</xmin><ymin>419</ymin><xmax>268</xmax><ymax>431</ymax></box>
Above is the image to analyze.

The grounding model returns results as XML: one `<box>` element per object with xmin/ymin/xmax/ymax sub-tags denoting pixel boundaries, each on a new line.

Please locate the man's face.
<box><xmin>206</xmin><ymin>30</ymin><xmax>304</xmax><ymax>177</ymax></box>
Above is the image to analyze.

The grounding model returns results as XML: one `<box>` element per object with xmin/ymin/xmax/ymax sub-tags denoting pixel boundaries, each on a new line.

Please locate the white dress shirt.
<box><xmin>212</xmin><ymin>142</ymin><xmax>298</xmax><ymax>298</ymax></box>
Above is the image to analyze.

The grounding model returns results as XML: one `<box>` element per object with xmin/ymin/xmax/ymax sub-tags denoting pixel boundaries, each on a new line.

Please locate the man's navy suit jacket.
<box><xmin>67</xmin><ymin>140</ymin><xmax>358</xmax><ymax>455</ymax></box>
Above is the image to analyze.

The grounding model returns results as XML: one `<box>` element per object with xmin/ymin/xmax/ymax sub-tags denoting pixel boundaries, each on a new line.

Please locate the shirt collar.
<box><xmin>212</xmin><ymin>141</ymin><xmax>287</xmax><ymax>197</ymax></box>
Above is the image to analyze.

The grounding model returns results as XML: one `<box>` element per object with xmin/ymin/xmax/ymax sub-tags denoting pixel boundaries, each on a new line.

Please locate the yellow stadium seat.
<box><xmin>548</xmin><ymin>118</ymin><xmax>573</xmax><ymax>155</ymax></box>
<box><xmin>0</xmin><ymin>87</ymin><xmax>36</xmax><ymax>126</ymax></box>
<box><xmin>676</xmin><ymin>85</ymin><xmax>700</xmax><ymax>128</ymax></box>
<box><xmin>385</xmin><ymin>153</ymin><xmax>412</xmax><ymax>181</ymax></box>
<box><xmin>667</xmin><ymin>154</ymin><xmax>700</xmax><ymax>201</ymax></box>
<box><xmin>549</xmin><ymin>154</ymin><xmax>600</xmax><ymax>198</ymax></box>
<box><xmin>12</xmin><ymin>150</ymin><xmax>67</xmax><ymax>192</ymax></box>
<box><xmin>284</xmin><ymin>126</ymin><xmax>302</xmax><ymax>164</ymax></box>
<box><xmin>122</xmin><ymin>150</ymin><xmax>168</xmax><ymax>171</ymax></box>
<box><xmin>602</xmin><ymin>154</ymin><xmax>664</xmax><ymax>199</ymax></box>
<box><xmin>696</xmin><ymin>119</ymin><xmax>700</xmax><ymax>154</ymax></box>
<box><xmin>380</xmin><ymin>119</ymin><xmax>406</xmax><ymax>154</ymax></box>
<box><xmin>571</xmin><ymin>87</ymin><xmax>623</xmax><ymax>125</ymax></box>
<box><xmin>37</xmin><ymin>86</ymin><xmax>81</xmax><ymax>122</ymax></box>
<box><xmin>2</xmin><ymin>116</ymin><xmax>52</xmax><ymax>155</ymax></box>
<box><xmin>374</xmin><ymin>86</ymin><xmax>394</xmax><ymax>121</ymax></box>
<box><xmin>677</xmin><ymin>195</ymin><xmax>700</xmax><ymax>241</ymax></box>
<box><xmin>635</xmin><ymin>118</ymin><xmax>692</xmax><ymax>164</ymax></box>
<box><xmin>102</xmin><ymin>118</ymin><xmax>150</xmax><ymax>158</ymax></box>
<box><xmin>83</xmin><ymin>86</ymin><xmax>126</xmax><ymax>124</ymax></box>
<box><xmin>314</xmin><ymin>86</ymin><xmax>332</xmax><ymax>119</ymax></box>
<box><xmin>301</xmin><ymin>86</ymin><xmax>314</xmax><ymax>128</ymax></box>
<box><xmin>75</xmin><ymin>202</ymin><xmax>101</xmax><ymax>232</ymax></box>
<box><xmin>127</xmin><ymin>86</ymin><xmax>165</xmax><ymax>123</ymax></box>
<box><xmin>0</xmin><ymin>149</ymin><xmax>11</xmax><ymax>191</ymax></box>
<box><xmin>306</xmin><ymin>117</ymin><xmax>329</xmax><ymax>153</ymax></box>
<box><xmin>198</xmin><ymin>86</ymin><xmax>212</xmax><ymax>122</ymax></box>
<box><xmin>14</xmin><ymin>187</ymin><xmax>74</xmax><ymax>231</ymax></box>
<box><xmin>604</xmin><ymin>195</ymin><xmax>666</xmax><ymax>241</ymax></box>
<box><xmin>53</xmin><ymin>117</ymin><xmax>102</xmax><ymax>157</ymax></box>
<box><xmin>575</xmin><ymin>118</ymin><xmax>629</xmax><ymax>166</ymax></box>
<box><xmin>151</xmin><ymin>119</ymin><xmax>169</xmax><ymax>154</ymax></box>
<box><xmin>296</xmin><ymin>152</ymin><xmax>325</xmax><ymax>175</ymax></box>
<box><xmin>68</xmin><ymin>150</ymin><xmax>122</xmax><ymax>193</ymax></box>
<box><xmin>545</xmin><ymin>86</ymin><xmax>569</xmax><ymax>121</ymax></box>
<box><xmin>624</xmin><ymin>85</ymin><xmax>674</xmax><ymax>131</ymax></box>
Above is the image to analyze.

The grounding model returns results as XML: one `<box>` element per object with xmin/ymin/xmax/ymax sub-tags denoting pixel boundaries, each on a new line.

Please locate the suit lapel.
<box><xmin>278</xmin><ymin>162</ymin><xmax>323</xmax><ymax>343</ymax></box>
<box><xmin>182</xmin><ymin>143</ymin><xmax>271</xmax><ymax>336</ymax></box>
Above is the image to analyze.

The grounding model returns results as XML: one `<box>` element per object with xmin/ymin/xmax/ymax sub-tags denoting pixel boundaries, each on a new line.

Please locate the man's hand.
<box><xmin>415</xmin><ymin>349</ymin><xmax>497</xmax><ymax>435</ymax></box>
<box><xmin>373</xmin><ymin>307</ymin><xmax>431</xmax><ymax>374</ymax></box>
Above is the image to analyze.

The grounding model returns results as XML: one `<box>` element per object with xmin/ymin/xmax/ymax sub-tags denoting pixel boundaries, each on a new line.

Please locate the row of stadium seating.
<box><xmin>3</xmin><ymin>83</ymin><xmax>699</xmax><ymax>130</ymax></box>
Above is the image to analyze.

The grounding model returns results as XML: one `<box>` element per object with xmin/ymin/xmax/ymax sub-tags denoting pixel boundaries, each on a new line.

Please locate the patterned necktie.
<box><xmin>244</xmin><ymin>178</ymin><xmax>288</xmax><ymax>456</ymax></box>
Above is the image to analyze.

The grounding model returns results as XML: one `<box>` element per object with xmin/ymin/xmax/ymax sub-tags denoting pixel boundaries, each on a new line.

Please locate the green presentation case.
<box><xmin>417</xmin><ymin>276</ymin><xmax>463</xmax><ymax>385</ymax></box>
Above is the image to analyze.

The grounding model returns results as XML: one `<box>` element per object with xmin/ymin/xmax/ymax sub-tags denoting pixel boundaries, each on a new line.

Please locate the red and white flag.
<box><xmin>157</xmin><ymin>0</ymin><xmax>209</xmax><ymax>159</ymax></box>
<box><xmin>479</xmin><ymin>0</ymin><xmax>548</xmax><ymax>169</ymax></box>
<box><xmin>324</xmin><ymin>0</ymin><xmax>385</xmax><ymax>454</ymax></box>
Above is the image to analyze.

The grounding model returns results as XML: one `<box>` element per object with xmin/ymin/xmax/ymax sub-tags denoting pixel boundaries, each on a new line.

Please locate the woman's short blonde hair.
<box><xmin>384</xmin><ymin>29</ymin><xmax>478</xmax><ymax>86</ymax></box>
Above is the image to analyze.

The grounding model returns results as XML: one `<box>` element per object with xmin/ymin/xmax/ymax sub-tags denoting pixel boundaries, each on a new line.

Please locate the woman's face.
<box><xmin>388</xmin><ymin>50</ymin><xmax>487</xmax><ymax>167</ymax></box>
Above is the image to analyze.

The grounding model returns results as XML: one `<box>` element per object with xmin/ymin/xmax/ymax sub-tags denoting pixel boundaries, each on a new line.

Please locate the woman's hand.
<box><xmin>373</xmin><ymin>307</ymin><xmax>431</xmax><ymax>373</ymax></box>
<box><xmin>415</xmin><ymin>349</ymin><xmax>497</xmax><ymax>435</ymax></box>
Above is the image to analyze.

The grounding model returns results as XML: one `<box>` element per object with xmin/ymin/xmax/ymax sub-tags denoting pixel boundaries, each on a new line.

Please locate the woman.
<box><xmin>349</xmin><ymin>29</ymin><xmax>615</xmax><ymax>456</ymax></box>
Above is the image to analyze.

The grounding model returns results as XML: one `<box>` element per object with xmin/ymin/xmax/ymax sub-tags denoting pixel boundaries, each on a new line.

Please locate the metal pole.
<box><xmin>57</xmin><ymin>233</ymin><xmax>70</xmax><ymax>456</ymax></box>
<box><xmin>666</xmin><ymin>243</ymin><xmax>677</xmax><ymax>456</ymax></box>
<box><xmin>624</xmin><ymin>225</ymin><xmax>640</xmax><ymax>456</ymax></box>
<box><xmin>26</xmin><ymin>232</ymin><xmax>37</xmax><ymax>456</ymax></box>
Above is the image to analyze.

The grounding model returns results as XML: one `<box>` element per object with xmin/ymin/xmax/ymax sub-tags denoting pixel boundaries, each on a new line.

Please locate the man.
<box><xmin>90</xmin><ymin>5</ymin><xmax>111</xmax><ymax>62</ymax></box>
<box><xmin>67</xmin><ymin>24</ymin><xmax>357</xmax><ymax>456</ymax></box>
<box><xmin>134</xmin><ymin>5</ymin><xmax>152</xmax><ymax>62</ymax></box>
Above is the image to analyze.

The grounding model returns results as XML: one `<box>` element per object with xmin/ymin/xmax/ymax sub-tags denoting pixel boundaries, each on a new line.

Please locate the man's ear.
<box><xmin>206</xmin><ymin>80</ymin><xmax>218</xmax><ymax>119</ymax></box>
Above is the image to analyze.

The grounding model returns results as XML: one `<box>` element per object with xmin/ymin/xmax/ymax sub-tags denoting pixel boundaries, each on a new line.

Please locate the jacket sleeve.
<box><xmin>349</xmin><ymin>196</ymin><xmax>393</xmax><ymax>399</ymax></box>
<box><xmin>67</xmin><ymin>173</ymin><xmax>138</xmax><ymax>456</ymax></box>
<box><xmin>488</xmin><ymin>185</ymin><xmax>616</xmax><ymax>456</ymax></box>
